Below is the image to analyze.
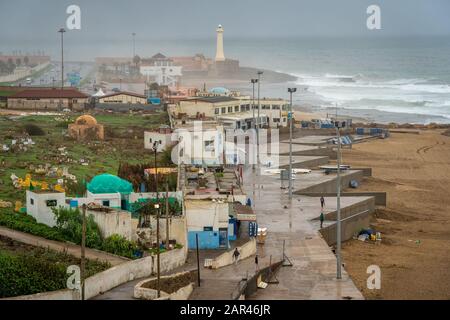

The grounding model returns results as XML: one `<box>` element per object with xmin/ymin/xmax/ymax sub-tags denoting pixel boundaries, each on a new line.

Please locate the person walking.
<box><xmin>320</xmin><ymin>196</ymin><xmax>325</xmax><ymax>209</ymax></box>
<box><xmin>233</xmin><ymin>247</ymin><xmax>240</xmax><ymax>265</ymax></box>
<box><xmin>319</xmin><ymin>210</ymin><xmax>325</xmax><ymax>229</ymax></box>
<box><xmin>255</xmin><ymin>254</ymin><xmax>259</xmax><ymax>272</ymax></box>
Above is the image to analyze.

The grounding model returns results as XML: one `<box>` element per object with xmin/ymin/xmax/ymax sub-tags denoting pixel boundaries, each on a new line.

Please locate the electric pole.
<box><xmin>58</xmin><ymin>28</ymin><xmax>66</xmax><ymax>89</ymax></box>
<box><xmin>81</xmin><ymin>204</ymin><xmax>86</xmax><ymax>300</ymax></box>
<box><xmin>287</xmin><ymin>88</ymin><xmax>297</xmax><ymax>200</ymax></box>
<box><xmin>335</xmin><ymin>103</ymin><xmax>342</xmax><ymax>279</ymax></box>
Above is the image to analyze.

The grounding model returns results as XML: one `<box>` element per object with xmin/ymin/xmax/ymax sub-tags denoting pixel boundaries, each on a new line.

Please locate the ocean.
<box><xmin>4</xmin><ymin>35</ymin><xmax>450</xmax><ymax>124</ymax></box>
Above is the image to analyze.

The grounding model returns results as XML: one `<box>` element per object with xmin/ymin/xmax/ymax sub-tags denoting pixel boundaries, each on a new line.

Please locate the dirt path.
<box><xmin>0</xmin><ymin>226</ymin><xmax>129</xmax><ymax>266</ymax></box>
<box><xmin>340</xmin><ymin>130</ymin><xmax>450</xmax><ymax>299</ymax></box>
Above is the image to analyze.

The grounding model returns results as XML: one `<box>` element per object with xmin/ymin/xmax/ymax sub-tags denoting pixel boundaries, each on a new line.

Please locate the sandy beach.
<box><xmin>340</xmin><ymin>129</ymin><xmax>450</xmax><ymax>299</ymax></box>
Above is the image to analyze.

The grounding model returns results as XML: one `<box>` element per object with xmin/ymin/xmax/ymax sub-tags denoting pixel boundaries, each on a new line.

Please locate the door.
<box><xmin>219</xmin><ymin>228</ymin><xmax>228</xmax><ymax>248</ymax></box>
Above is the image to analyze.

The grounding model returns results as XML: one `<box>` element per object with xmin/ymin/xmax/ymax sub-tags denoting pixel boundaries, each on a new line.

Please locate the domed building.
<box><xmin>209</xmin><ymin>87</ymin><xmax>230</xmax><ymax>96</ymax></box>
<box><xmin>86</xmin><ymin>173</ymin><xmax>133</xmax><ymax>210</ymax></box>
<box><xmin>68</xmin><ymin>114</ymin><xmax>104</xmax><ymax>140</ymax></box>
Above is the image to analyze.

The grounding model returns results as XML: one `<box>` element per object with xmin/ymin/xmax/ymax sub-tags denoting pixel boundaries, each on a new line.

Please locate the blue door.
<box><xmin>219</xmin><ymin>228</ymin><xmax>228</xmax><ymax>248</ymax></box>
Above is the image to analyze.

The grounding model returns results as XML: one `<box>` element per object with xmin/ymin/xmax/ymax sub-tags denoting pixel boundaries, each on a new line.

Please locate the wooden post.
<box><xmin>81</xmin><ymin>204</ymin><xmax>86</xmax><ymax>301</ymax></box>
<box><xmin>165</xmin><ymin>183</ymin><xmax>169</xmax><ymax>250</ymax></box>
<box><xmin>196</xmin><ymin>233</ymin><xmax>201</xmax><ymax>287</ymax></box>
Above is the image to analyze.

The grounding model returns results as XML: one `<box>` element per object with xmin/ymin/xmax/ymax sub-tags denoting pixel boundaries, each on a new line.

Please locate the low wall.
<box><xmin>297</xmin><ymin>191</ymin><xmax>386</xmax><ymax>206</ymax></box>
<box><xmin>295</xmin><ymin>170</ymin><xmax>364</xmax><ymax>193</ymax></box>
<box><xmin>279</xmin><ymin>156</ymin><xmax>329</xmax><ymax>169</ymax></box>
<box><xmin>134</xmin><ymin>271</ymin><xmax>195</xmax><ymax>300</ymax></box>
<box><xmin>5</xmin><ymin>248</ymin><xmax>187</xmax><ymax>300</ymax></box>
<box><xmin>319</xmin><ymin>210</ymin><xmax>373</xmax><ymax>246</ymax></box>
<box><xmin>351</xmin><ymin>167</ymin><xmax>372</xmax><ymax>177</ymax></box>
<box><xmin>210</xmin><ymin>238</ymin><xmax>256</xmax><ymax>269</ymax></box>
<box><xmin>4</xmin><ymin>289</ymin><xmax>79</xmax><ymax>300</ymax></box>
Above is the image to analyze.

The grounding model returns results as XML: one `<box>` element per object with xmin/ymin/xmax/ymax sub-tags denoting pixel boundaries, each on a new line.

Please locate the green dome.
<box><xmin>87</xmin><ymin>174</ymin><xmax>133</xmax><ymax>194</ymax></box>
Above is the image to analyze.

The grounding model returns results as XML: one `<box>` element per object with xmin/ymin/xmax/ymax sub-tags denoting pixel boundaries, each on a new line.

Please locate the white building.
<box><xmin>144</xmin><ymin>125</ymin><xmax>173</xmax><ymax>152</ymax></box>
<box><xmin>140</xmin><ymin>53</ymin><xmax>182</xmax><ymax>87</ymax></box>
<box><xmin>26</xmin><ymin>190</ymin><xmax>68</xmax><ymax>227</ymax></box>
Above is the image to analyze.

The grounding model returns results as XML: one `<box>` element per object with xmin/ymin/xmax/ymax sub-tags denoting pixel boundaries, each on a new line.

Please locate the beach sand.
<box><xmin>340</xmin><ymin>129</ymin><xmax>450</xmax><ymax>299</ymax></box>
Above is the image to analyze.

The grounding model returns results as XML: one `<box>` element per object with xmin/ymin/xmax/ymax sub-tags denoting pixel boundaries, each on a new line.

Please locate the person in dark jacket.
<box><xmin>320</xmin><ymin>196</ymin><xmax>325</xmax><ymax>208</ymax></box>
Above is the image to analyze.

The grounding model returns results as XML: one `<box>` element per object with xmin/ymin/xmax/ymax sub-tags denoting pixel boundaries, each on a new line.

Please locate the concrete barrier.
<box><xmin>210</xmin><ymin>238</ymin><xmax>256</xmax><ymax>269</ymax></box>
<box><xmin>85</xmin><ymin>247</ymin><xmax>186</xmax><ymax>299</ymax></box>
<box><xmin>297</xmin><ymin>191</ymin><xmax>386</xmax><ymax>206</ymax></box>
<box><xmin>134</xmin><ymin>271</ymin><xmax>194</xmax><ymax>300</ymax></box>
<box><xmin>3</xmin><ymin>289</ymin><xmax>79</xmax><ymax>300</ymax></box>
<box><xmin>319</xmin><ymin>210</ymin><xmax>373</xmax><ymax>246</ymax></box>
<box><xmin>295</xmin><ymin>170</ymin><xmax>364</xmax><ymax>193</ymax></box>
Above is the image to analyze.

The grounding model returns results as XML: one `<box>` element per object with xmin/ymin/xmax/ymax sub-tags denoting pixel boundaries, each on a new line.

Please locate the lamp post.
<box><xmin>251</xmin><ymin>78</ymin><xmax>258</xmax><ymax>168</ymax></box>
<box><xmin>287</xmin><ymin>88</ymin><xmax>297</xmax><ymax>200</ymax></box>
<box><xmin>152</xmin><ymin>141</ymin><xmax>161</xmax><ymax>297</ymax></box>
<box><xmin>256</xmin><ymin>71</ymin><xmax>263</xmax><ymax>167</ymax></box>
<box><xmin>58</xmin><ymin>28</ymin><xmax>66</xmax><ymax>89</ymax></box>
<box><xmin>132</xmin><ymin>32</ymin><xmax>136</xmax><ymax>58</ymax></box>
<box><xmin>335</xmin><ymin>103</ymin><xmax>342</xmax><ymax>280</ymax></box>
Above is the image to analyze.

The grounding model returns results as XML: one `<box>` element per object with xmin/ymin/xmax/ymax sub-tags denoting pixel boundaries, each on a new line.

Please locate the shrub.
<box><xmin>23</xmin><ymin>123</ymin><xmax>45</xmax><ymax>136</ymax></box>
<box><xmin>0</xmin><ymin>210</ymin><xmax>65</xmax><ymax>242</ymax></box>
<box><xmin>102</xmin><ymin>234</ymin><xmax>138</xmax><ymax>259</ymax></box>
<box><xmin>52</xmin><ymin>207</ymin><xmax>102</xmax><ymax>249</ymax></box>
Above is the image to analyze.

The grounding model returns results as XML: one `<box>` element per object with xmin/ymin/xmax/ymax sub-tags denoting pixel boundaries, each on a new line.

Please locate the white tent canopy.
<box><xmin>92</xmin><ymin>88</ymin><xmax>106</xmax><ymax>97</ymax></box>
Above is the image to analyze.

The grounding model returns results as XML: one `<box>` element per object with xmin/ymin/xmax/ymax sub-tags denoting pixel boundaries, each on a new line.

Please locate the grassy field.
<box><xmin>0</xmin><ymin>111</ymin><xmax>169</xmax><ymax>203</ymax></box>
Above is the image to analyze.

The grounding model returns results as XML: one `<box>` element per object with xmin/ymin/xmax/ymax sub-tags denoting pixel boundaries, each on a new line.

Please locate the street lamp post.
<box><xmin>58</xmin><ymin>28</ymin><xmax>66</xmax><ymax>89</ymax></box>
<box><xmin>251</xmin><ymin>78</ymin><xmax>258</xmax><ymax>168</ymax></box>
<box><xmin>152</xmin><ymin>141</ymin><xmax>161</xmax><ymax>297</ymax></box>
<box><xmin>287</xmin><ymin>88</ymin><xmax>297</xmax><ymax>200</ymax></box>
<box><xmin>256</xmin><ymin>71</ymin><xmax>263</xmax><ymax>167</ymax></box>
<box><xmin>335</xmin><ymin>104</ymin><xmax>342</xmax><ymax>279</ymax></box>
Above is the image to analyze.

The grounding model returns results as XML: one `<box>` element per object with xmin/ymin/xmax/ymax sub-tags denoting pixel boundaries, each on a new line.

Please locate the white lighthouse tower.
<box><xmin>215</xmin><ymin>24</ymin><xmax>225</xmax><ymax>62</ymax></box>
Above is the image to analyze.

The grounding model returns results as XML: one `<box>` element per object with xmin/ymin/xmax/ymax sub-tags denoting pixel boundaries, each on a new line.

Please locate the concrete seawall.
<box><xmin>294</xmin><ymin>170</ymin><xmax>364</xmax><ymax>193</ymax></box>
<box><xmin>298</xmin><ymin>191</ymin><xmax>386</xmax><ymax>206</ymax></box>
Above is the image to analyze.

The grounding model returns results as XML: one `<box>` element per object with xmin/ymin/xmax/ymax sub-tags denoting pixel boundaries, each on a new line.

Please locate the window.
<box><xmin>204</xmin><ymin>226</ymin><xmax>213</xmax><ymax>231</ymax></box>
<box><xmin>215</xmin><ymin>108</ymin><xmax>220</xmax><ymax>115</ymax></box>
<box><xmin>221</xmin><ymin>107</ymin><xmax>226</xmax><ymax>114</ymax></box>
<box><xmin>262</xmin><ymin>104</ymin><xmax>270</xmax><ymax>110</ymax></box>
<box><xmin>102</xmin><ymin>200</ymin><xmax>110</xmax><ymax>207</ymax></box>
<box><xmin>245</xmin><ymin>105</ymin><xmax>250</xmax><ymax>111</ymax></box>
<box><xmin>282</xmin><ymin>104</ymin><xmax>288</xmax><ymax>111</ymax></box>
<box><xmin>240</xmin><ymin>105</ymin><xmax>246</xmax><ymax>112</ymax></box>
<box><xmin>273</xmin><ymin>118</ymin><xmax>280</xmax><ymax>123</ymax></box>
<box><xmin>149</xmin><ymin>138</ymin><xmax>153</xmax><ymax>143</ymax></box>
<box><xmin>272</xmin><ymin>105</ymin><xmax>280</xmax><ymax>110</ymax></box>
<box><xmin>30</xmin><ymin>198</ymin><xmax>34</xmax><ymax>205</ymax></box>
<box><xmin>234</xmin><ymin>105</ymin><xmax>239</xmax><ymax>112</ymax></box>
<box><xmin>46</xmin><ymin>200</ymin><xmax>57</xmax><ymax>207</ymax></box>
<box><xmin>228</xmin><ymin>106</ymin><xmax>233</xmax><ymax>113</ymax></box>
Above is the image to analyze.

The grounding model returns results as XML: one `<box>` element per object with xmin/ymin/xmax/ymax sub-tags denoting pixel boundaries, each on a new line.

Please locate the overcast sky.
<box><xmin>1</xmin><ymin>0</ymin><xmax>450</xmax><ymax>42</ymax></box>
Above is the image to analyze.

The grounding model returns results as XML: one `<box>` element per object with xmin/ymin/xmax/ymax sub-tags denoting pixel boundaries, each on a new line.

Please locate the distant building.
<box><xmin>140</xmin><ymin>53</ymin><xmax>182</xmax><ymax>87</ymax></box>
<box><xmin>68</xmin><ymin>115</ymin><xmax>104</xmax><ymax>141</ymax></box>
<box><xmin>97</xmin><ymin>91</ymin><xmax>147</xmax><ymax>104</ymax></box>
<box><xmin>0</xmin><ymin>54</ymin><xmax>50</xmax><ymax>67</ymax></box>
<box><xmin>7</xmin><ymin>88</ymin><xmax>88</xmax><ymax>111</ymax></box>
<box><xmin>173</xmin><ymin>93</ymin><xmax>289</xmax><ymax>128</ymax></box>
<box><xmin>210</xmin><ymin>25</ymin><xmax>239</xmax><ymax>77</ymax></box>
<box><xmin>144</xmin><ymin>125</ymin><xmax>173</xmax><ymax>152</ymax></box>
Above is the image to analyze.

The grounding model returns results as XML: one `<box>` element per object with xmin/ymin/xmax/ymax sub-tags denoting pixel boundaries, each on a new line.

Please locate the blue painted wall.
<box><xmin>188</xmin><ymin>231</ymin><xmax>220</xmax><ymax>249</ymax></box>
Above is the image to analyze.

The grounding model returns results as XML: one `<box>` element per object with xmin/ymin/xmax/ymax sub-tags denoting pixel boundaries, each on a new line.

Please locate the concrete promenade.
<box><xmin>244</xmin><ymin>166</ymin><xmax>364</xmax><ymax>300</ymax></box>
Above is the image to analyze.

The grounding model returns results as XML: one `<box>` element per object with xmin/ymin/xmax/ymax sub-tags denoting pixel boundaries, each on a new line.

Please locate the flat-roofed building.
<box><xmin>174</xmin><ymin>95</ymin><xmax>289</xmax><ymax>128</ymax></box>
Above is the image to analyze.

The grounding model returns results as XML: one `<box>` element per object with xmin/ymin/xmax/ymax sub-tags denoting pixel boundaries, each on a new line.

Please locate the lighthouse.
<box><xmin>215</xmin><ymin>24</ymin><xmax>225</xmax><ymax>62</ymax></box>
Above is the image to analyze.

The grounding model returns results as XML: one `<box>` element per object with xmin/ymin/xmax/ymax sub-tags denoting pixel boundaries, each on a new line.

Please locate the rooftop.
<box><xmin>183</xmin><ymin>96</ymin><xmax>238</xmax><ymax>103</ymax></box>
<box><xmin>100</xmin><ymin>91</ymin><xmax>147</xmax><ymax>99</ymax></box>
<box><xmin>10</xmin><ymin>88</ymin><xmax>89</xmax><ymax>99</ymax></box>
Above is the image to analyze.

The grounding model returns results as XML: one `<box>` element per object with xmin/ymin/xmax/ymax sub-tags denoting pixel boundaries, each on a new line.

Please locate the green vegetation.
<box><xmin>102</xmin><ymin>234</ymin><xmax>139</xmax><ymax>259</ymax></box>
<box><xmin>53</xmin><ymin>207</ymin><xmax>103</xmax><ymax>249</ymax></box>
<box><xmin>0</xmin><ymin>210</ymin><xmax>65</xmax><ymax>242</ymax></box>
<box><xmin>0</xmin><ymin>236</ymin><xmax>110</xmax><ymax>298</ymax></box>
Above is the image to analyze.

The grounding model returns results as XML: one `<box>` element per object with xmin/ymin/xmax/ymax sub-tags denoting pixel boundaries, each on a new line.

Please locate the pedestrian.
<box><xmin>320</xmin><ymin>210</ymin><xmax>325</xmax><ymax>229</ymax></box>
<box><xmin>320</xmin><ymin>196</ymin><xmax>325</xmax><ymax>209</ymax></box>
<box><xmin>233</xmin><ymin>247</ymin><xmax>240</xmax><ymax>265</ymax></box>
<box><xmin>255</xmin><ymin>254</ymin><xmax>259</xmax><ymax>272</ymax></box>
